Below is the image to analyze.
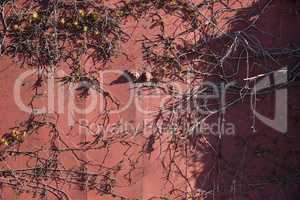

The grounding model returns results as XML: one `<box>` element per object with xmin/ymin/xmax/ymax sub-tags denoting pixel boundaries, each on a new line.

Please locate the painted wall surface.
<box><xmin>1</xmin><ymin>0</ymin><xmax>300</xmax><ymax>200</ymax></box>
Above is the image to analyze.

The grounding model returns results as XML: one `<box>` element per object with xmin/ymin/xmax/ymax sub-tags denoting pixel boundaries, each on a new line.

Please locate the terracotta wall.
<box><xmin>1</xmin><ymin>0</ymin><xmax>300</xmax><ymax>199</ymax></box>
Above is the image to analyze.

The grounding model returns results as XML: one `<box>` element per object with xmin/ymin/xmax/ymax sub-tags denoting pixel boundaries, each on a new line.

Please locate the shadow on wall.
<box><xmin>189</xmin><ymin>0</ymin><xmax>300</xmax><ymax>200</ymax></box>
